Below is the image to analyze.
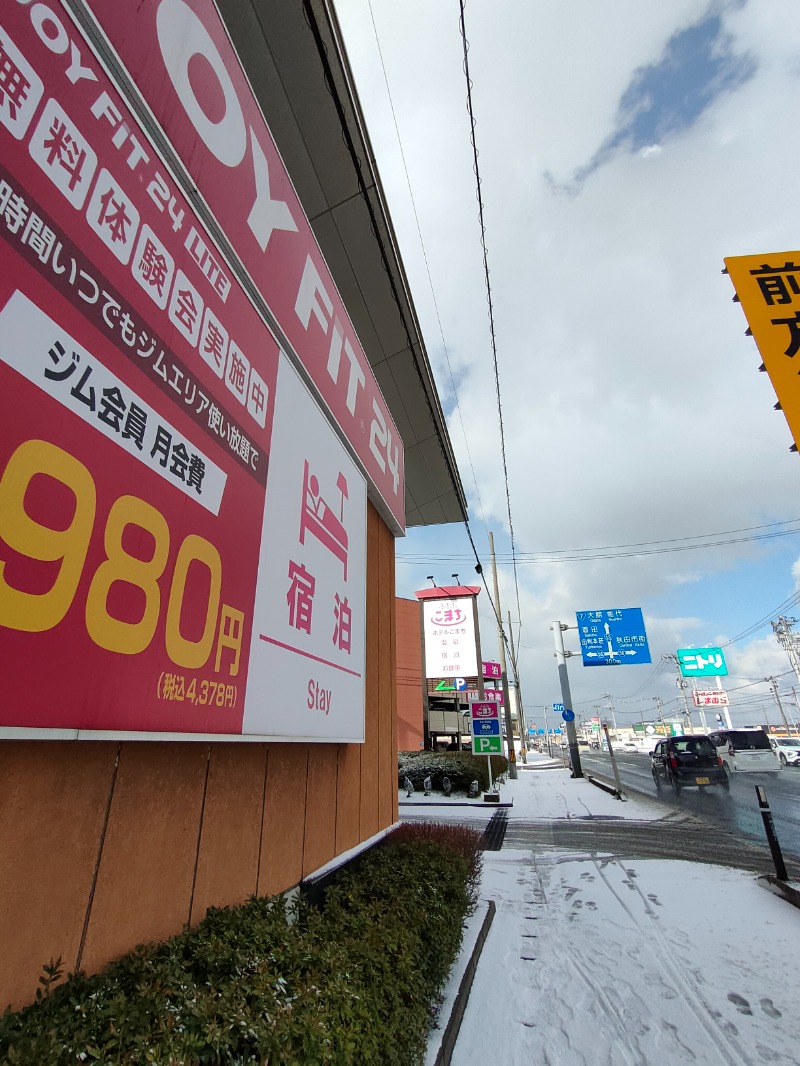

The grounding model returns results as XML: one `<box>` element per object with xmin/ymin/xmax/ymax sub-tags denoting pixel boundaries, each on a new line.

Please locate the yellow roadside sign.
<box><xmin>725</xmin><ymin>252</ymin><xmax>800</xmax><ymax>450</ymax></box>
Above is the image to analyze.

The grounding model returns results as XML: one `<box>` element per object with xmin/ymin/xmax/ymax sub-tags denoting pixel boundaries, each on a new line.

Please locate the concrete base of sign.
<box><xmin>758</xmin><ymin>874</ymin><xmax>800</xmax><ymax>911</ymax></box>
<box><xmin>483</xmin><ymin>792</ymin><xmax>500</xmax><ymax>803</ymax></box>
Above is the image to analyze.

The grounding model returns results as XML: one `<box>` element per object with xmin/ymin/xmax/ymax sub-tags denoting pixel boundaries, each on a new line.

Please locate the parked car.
<box><xmin>769</xmin><ymin>736</ymin><xmax>800</xmax><ymax>767</ymax></box>
<box><xmin>707</xmin><ymin>729</ymin><xmax>780</xmax><ymax>774</ymax></box>
<box><xmin>650</xmin><ymin>735</ymin><xmax>729</xmax><ymax>793</ymax></box>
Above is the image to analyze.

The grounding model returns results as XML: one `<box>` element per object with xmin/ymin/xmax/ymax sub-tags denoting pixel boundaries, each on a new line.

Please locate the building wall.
<box><xmin>0</xmin><ymin>502</ymin><xmax>397</xmax><ymax>1012</ymax></box>
<box><xmin>396</xmin><ymin>597</ymin><xmax>424</xmax><ymax>751</ymax></box>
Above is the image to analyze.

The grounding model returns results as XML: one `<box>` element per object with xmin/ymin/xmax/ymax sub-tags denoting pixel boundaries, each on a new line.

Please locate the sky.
<box><xmin>333</xmin><ymin>0</ymin><xmax>800</xmax><ymax>731</ymax></box>
<box><xmin>409</xmin><ymin>763</ymin><xmax>800</xmax><ymax>1066</ymax></box>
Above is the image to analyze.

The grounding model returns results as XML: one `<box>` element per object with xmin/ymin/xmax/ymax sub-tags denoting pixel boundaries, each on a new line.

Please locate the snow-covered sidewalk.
<box><xmin>419</xmin><ymin>757</ymin><xmax>800</xmax><ymax>1066</ymax></box>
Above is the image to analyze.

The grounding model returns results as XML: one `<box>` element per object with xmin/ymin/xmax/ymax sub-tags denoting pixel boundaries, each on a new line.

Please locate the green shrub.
<box><xmin>0</xmin><ymin>824</ymin><xmax>482</xmax><ymax>1066</ymax></box>
<box><xmin>399</xmin><ymin>749</ymin><xmax>508</xmax><ymax>793</ymax></box>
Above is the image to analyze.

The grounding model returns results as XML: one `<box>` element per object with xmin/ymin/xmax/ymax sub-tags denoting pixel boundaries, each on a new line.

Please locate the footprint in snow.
<box><xmin>586</xmin><ymin>901</ymin><xmax>598</xmax><ymax>910</ymax></box>
<box><xmin>647</xmin><ymin>893</ymin><xmax>662</xmax><ymax>906</ymax></box>
<box><xmin>760</xmin><ymin>998</ymin><xmax>782</xmax><ymax>1019</ymax></box>
<box><xmin>728</xmin><ymin>993</ymin><xmax>752</xmax><ymax>1015</ymax></box>
<box><xmin>755</xmin><ymin>1045</ymin><xmax>781</xmax><ymax>1063</ymax></box>
<box><xmin>580</xmin><ymin>872</ymin><xmax>595</xmax><ymax>882</ymax></box>
<box><xmin>622</xmin><ymin>880</ymin><xmax>636</xmax><ymax>891</ymax></box>
<box><xmin>572</xmin><ymin>899</ymin><xmax>583</xmax><ymax>909</ymax></box>
<box><xmin>564</xmin><ymin>886</ymin><xmax>579</xmax><ymax>900</ymax></box>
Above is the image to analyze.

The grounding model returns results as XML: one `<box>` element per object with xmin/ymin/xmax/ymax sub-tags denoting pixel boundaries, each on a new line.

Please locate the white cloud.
<box><xmin>337</xmin><ymin>0</ymin><xmax>800</xmax><ymax>723</ymax></box>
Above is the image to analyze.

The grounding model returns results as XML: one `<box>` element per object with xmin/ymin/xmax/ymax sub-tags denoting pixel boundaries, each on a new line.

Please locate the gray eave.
<box><xmin>215</xmin><ymin>0</ymin><xmax>468</xmax><ymax>529</ymax></box>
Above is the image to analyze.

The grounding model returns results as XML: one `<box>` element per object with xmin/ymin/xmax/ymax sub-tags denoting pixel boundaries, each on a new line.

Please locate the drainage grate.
<box><xmin>481</xmin><ymin>809</ymin><xmax>509</xmax><ymax>851</ymax></box>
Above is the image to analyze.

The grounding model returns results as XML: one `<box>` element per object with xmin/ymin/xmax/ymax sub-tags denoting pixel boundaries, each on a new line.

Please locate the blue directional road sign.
<box><xmin>562</xmin><ymin>709</ymin><xmax>575</xmax><ymax>722</ymax></box>
<box><xmin>576</xmin><ymin>607</ymin><xmax>651</xmax><ymax>667</ymax></box>
<box><xmin>473</xmin><ymin>719</ymin><xmax>501</xmax><ymax>737</ymax></box>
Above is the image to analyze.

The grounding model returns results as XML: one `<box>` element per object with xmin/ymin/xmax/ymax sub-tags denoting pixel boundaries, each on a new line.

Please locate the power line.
<box><xmin>366</xmin><ymin>0</ymin><xmax>491</xmax><ymax>547</ymax></box>
<box><xmin>458</xmin><ymin>0</ymin><xmax>523</xmax><ymax>625</ymax></box>
<box><xmin>397</xmin><ymin>521</ymin><xmax>800</xmax><ymax>564</ymax></box>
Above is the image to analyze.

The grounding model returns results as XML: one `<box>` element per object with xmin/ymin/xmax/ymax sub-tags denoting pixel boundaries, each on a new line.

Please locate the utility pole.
<box><xmin>488</xmin><ymin>532</ymin><xmax>517</xmax><ymax>779</ymax></box>
<box><xmin>765</xmin><ymin>676</ymin><xmax>791</xmax><ymax>733</ymax></box>
<box><xmin>602</xmin><ymin>692</ymin><xmax>617</xmax><ymax>735</ymax></box>
<box><xmin>676</xmin><ymin>675</ymin><xmax>692</xmax><ymax>730</ymax></box>
<box><xmin>542</xmin><ymin>706</ymin><xmax>552</xmax><ymax>756</ymax></box>
<box><xmin>507</xmin><ymin>610</ymin><xmax>527</xmax><ymax>760</ymax></box>
<box><xmin>551</xmin><ymin>621</ymin><xmax>583</xmax><ymax>778</ymax></box>
<box><xmin>772</xmin><ymin>617</ymin><xmax>800</xmax><ymax>683</ymax></box>
<box><xmin>653</xmin><ymin>695</ymin><xmax>664</xmax><ymax>732</ymax></box>
<box><xmin>662</xmin><ymin>653</ymin><xmax>710</xmax><ymax>730</ymax></box>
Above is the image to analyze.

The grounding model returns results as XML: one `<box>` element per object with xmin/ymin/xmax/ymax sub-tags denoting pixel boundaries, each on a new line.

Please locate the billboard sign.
<box><xmin>677</xmin><ymin>648</ymin><xmax>728</xmax><ymax>677</ymax></box>
<box><xmin>693</xmin><ymin>690</ymin><xmax>729</xmax><ymax>706</ymax></box>
<box><xmin>482</xmin><ymin>660</ymin><xmax>501</xmax><ymax>679</ymax></box>
<box><xmin>725</xmin><ymin>252</ymin><xmax>800</xmax><ymax>450</ymax></box>
<box><xmin>0</xmin><ymin>3</ymin><xmax>367</xmax><ymax>741</ymax></box>
<box><xmin>422</xmin><ymin>596</ymin><xmax>479</xmax><ymax>679</ymax></box>
<box><xmin>576</xmin><ymin>608</ymin><xmax>651</xmax><ymax>666</ymax></box>
<box><xmin>78</xmin><ymin>0</ymin><xmax>404</xmax><ymax>532</ymax></box>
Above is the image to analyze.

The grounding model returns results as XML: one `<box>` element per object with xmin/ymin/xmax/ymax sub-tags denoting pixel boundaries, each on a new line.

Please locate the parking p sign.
<box><xmin>470</xmin><ymin>701</ymin><xmax>502</xmax><ymax>755</ymax></box>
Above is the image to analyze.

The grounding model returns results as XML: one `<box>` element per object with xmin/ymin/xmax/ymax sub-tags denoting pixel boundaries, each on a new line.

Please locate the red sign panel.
<box><xmin>0</xmin><ymin>3</ymin><xmax>366</xmax><ymax>739</ymax></box>
<box><xmin>467</xmin><ymin>689</ymin><xmax>503</xmax><ymax>703</ymax></box>
<box><xmin>79</xmin><ymin>0</ymin><xmax>404</xmax><ymax>532</ymax></box>
<box><xmin>470</xmin><ymin>703</ymin><xmax>500</xmax><ymax>720</ymax></box>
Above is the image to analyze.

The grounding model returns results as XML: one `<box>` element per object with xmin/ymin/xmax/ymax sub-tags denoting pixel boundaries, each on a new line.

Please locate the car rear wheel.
<box><xmin>780</xmin><ymin>753</ymin><xmax>787</xmax><ymax>766</ymax></box>
<box><xmin>652</xmin><ymin>769</ymin><xmax>662</xmax><ymax>790</ymax></box>
<box><xmin>721</xmin><ymin>777</ymin><xmax>730</xmax><ymax>791</ymax></box>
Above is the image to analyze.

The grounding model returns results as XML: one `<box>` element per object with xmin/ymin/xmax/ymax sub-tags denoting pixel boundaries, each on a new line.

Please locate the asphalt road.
<box><xmin>577</xmin><ymin>749</ymin><xmax>800</xmax><ymax>864</ymax></box>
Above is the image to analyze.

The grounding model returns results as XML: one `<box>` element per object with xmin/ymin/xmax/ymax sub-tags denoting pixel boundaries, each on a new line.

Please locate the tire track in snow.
<box><xmin>595</xmin><ymin>856</ymin><xmax>754</xmax><ymax>1066</ymax></box>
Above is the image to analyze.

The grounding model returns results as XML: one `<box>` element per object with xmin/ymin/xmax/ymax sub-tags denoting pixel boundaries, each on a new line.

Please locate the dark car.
<box><xmin>651</xmin><ymin>735</ymin><xmax>729</xmax><ymax>793</ymax></box>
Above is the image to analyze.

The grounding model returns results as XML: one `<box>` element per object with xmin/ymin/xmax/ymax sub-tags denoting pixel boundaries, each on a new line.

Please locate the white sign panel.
<box><xmin>423</xmin><ymin>597</ymin><xmax>478</xmax><ymax>679</ymax></box>
<box><xmin>693</xmin><ymin>690</ymin><xmax>729</xmax><ymax>707</ymax></box>
<box><xmin>243</xmin><ymin>353</ymin><xmax>366</xmax><ymax>740</ymax></box>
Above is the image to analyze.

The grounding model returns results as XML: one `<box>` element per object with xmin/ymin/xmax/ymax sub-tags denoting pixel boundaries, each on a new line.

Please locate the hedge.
<box><xmin>399</xmin><ymin>750</ymin><xmax>508</xmax><ymax>793</ymax></box>
<box><xmin>0</xmin><ymin>823</ymin><xmax>483</xmax><ymax>1066</ymax></box>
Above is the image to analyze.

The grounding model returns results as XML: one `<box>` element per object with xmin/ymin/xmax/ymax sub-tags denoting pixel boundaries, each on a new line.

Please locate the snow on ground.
<box><xmin>415</xmin><ymin>757</ymin><xmax>800</xmax><ymax>1066</ymax></box>
<box><xmin>401</xmin><ymin>751</ymin><xmax>666</xmax><ymax>823</ymax></box>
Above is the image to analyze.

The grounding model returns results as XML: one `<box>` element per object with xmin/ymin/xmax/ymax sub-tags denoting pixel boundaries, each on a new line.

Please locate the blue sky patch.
<box><xmin>555</xmin><ymin>5</ymin><xmax>756</xmax><ymax>190</ymax></box>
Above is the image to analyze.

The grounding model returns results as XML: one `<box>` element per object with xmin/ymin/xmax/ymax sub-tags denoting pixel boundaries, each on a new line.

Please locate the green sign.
<box><xmin>472</xmin><ymin>735</ymin><xmax>502</xmax><ymax>755</ymax></box>
<box><xmin>676</xmin><ymin>647</ymin><xmax>728</xmax><ymax>677</ymax></box>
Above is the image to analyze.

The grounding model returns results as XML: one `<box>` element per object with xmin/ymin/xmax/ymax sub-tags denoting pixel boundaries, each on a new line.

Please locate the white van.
<box><xmin>707</xmin><ymin>729</ymin><xmax>780</xmax><ymax>774</ymax></box>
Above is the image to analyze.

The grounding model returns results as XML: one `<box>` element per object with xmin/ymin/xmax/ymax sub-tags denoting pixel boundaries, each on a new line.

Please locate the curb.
<box><xmin>400</xmin><ymin>800</ymin><xmax>514</xmax><ymax>808</ymax></box>
<box><xmin>426</xmin><ymin>899</ymin><xmax>496</xmax><ymax>1066</ymax></box>
<box><xmin>757</xmin><ymin>874</ymin><xmax>800</xmax><ymax>910</ymax></box>
<box><xmin>584</xmin><ymin>773</ymin><xmax>625</xmax><ymax>800</ymax></box>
